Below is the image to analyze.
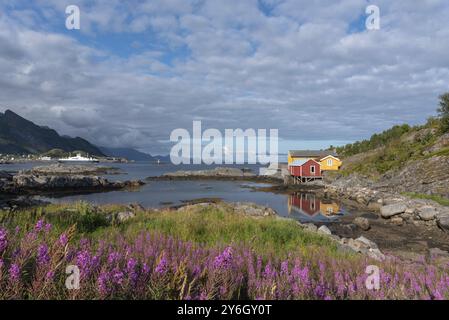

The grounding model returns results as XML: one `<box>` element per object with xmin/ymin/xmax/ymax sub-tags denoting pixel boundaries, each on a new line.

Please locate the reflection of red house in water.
<box><xmin>289</xmin><ymin>159</ymin><xmax>322</xmax><ymax>184</ymax></box>
<box><xmin>288</xmin><ymin>193</ymin><xmax>321</xmax><ymax>217</ymax></box>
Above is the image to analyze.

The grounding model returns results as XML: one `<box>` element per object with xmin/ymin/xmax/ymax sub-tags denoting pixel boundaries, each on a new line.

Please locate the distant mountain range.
<box><xmin>0</xmin><ymin>109</ymin><xmax>170</xmax><ymax>162</ymax></box>
<box><xmin>0</xmin><ymin>110</ymin><xmax>104</xmax><ymax>156</ymax></box>
<box><xmin>99</xmin><ymin>146</ymin><xmax>170</xmax><ymax>162</ymax></box>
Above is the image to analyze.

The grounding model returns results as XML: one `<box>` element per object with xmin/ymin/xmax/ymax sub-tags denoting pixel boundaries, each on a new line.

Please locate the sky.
<box><xmin>0</xmin><ymin>0</ymin><xmax>449</xmax><ymax>155</ymax></box>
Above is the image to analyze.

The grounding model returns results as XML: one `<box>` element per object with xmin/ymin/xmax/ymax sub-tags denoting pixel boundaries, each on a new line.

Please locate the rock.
<box><xmin>353</xmin><ymin>217</ymin><xmax>370</xmax><ymax>231</ymax></box>
<box><xmin>417</xmin><ymin>206</ymin><xmax>437</xmax><ymax>221</ymax></box>
<box><xmin>317</xmin><ymin>225</ymin><xmax>332</xmax><ymax>235</ymax></box>
<box><xmin>303</xmin><ymin>223</ymin><xmax>318</xmax><ymax>232</ymax></box>
<box><xmin>367</xmin><ymin>248</ymin><xmax>386</xmax><ymax>261</ymax></box>
<box><xmin>437</xmin><ymin>214</ymin><xmax>449</xmax><ymax>232</ymax></box>
<box><xmin>355</xmin><ymin>236</ymin><xmax>378</xmax><ymax>250</ymax></box>
<box><xmin>11</xmin><ymin>174</ymin><xmax>144</xmax><ymax>192</ymax></box>
<box><xmin>162</xmin><ymin>167</ymin><xmax>256</xmax><ymax>178</ymax></box>
<box><xmin>117</xmin><ymin>211</ymin><xmax>135</xmax><ymax>222</ymax></box>
<box><xmin>367</xmin><ymin>201</ymin><xmax>381</xmax><ymax>211</ymax></box>
<box><xmin>380</xmin><ymin>203</ymin><xmax>407</xmax><ymax>218</ymax></box>
<box><xmin>429</xmin><ymin>247</ymin><xmax>449</xmax><ymax>257</ymax></box>
<box><xmin>20</xmin><ymin>164</ymin><xmax>120</xmax><ymax>176</ymax></box>
<box><xmin>232</xmin><ymin>202</ymin><xmax>277</xmax><ymax>217</ymax></box>
<box><xmin>390</xmin><ymin>216</ymin><xmax>404</xmax><ymax>225</ymax></box>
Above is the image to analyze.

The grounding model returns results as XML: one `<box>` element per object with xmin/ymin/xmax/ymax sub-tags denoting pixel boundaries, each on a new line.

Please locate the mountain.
<box><xmin>99</xmin><ymin>146</ymin><xmax>170</xmax><ymax>162</ymax></box>
<box><xmin>99</xmin><ymin>146</ymin><xmax>154</xmax><ymax>161</ymax></box>
<box><xmin>0</xmin><ymin>109</ymin><xmax>104</xmax><ymax>156</ymax></box>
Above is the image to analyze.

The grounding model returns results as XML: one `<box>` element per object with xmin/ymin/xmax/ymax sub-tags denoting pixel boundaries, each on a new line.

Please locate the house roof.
<box><xmin>289</xmin><ymin>150</ymin><xmax>338</xmax><ymax>158</ymax></box>
<box><xmin>319</xmin><ymin>155</ymin><xmax>341</xmax><ymax>161</ymax></box>
<box><xmin>290</xmin><ymin>159</ymin><xmax>320</xmax><ymax>166</ymax></box>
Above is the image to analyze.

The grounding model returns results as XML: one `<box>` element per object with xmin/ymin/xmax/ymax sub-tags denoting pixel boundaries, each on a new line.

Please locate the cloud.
<box><xmin>0</xmin><ymin>0</ymin><xmax>449</xmax><ymax>154</ymax></box>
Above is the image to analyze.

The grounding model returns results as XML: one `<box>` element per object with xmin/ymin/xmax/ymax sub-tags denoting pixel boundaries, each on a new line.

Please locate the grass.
<box><xmin>402</xmin><ymin>192</ymin><xmax>449</xmax><ymax>207</ymax></box>
<box><xmin>0</xmin><ymin>202</ymin><xmax>343</xmax><ymax>260</ymax></box>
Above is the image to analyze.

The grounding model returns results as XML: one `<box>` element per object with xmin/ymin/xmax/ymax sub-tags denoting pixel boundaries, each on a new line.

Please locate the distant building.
<box><xmin>319</xmin><ymin>155</ymin><xmax>342</xmax><ymax>171</ymax></box>
<box><xmin>286</xmin><ymin>150</ymin><xmax>342</xmax><ymax>183</ymax></box>
<box><xmin>288</xmin><ymin>159</ymin><xmax>321</xmax><ymax>183</ymax></box>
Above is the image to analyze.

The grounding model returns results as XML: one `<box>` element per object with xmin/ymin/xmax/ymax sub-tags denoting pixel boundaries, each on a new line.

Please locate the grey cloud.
<box><xmin>1</xmin><ymin>0</ymin><xmax>449</xmax><ymax>155</ymax></box>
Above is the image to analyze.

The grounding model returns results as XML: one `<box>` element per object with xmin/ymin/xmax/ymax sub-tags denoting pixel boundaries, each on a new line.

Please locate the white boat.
<box><xmin>58</xmin><ymin>153</ymin><xmax>99</xmax><ymax>163</ymax></box>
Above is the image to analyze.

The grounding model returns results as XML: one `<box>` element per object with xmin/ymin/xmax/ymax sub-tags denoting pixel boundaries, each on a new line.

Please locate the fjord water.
<box><xmin>0</xmin><ymin>162</ymin><xmax>346</xmax><ymax>222</ymax></box>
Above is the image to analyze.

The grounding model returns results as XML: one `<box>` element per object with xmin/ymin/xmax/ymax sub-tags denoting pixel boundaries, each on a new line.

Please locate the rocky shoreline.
<box><xmin>322</xmin><ymin>176</ymin><xmax>449</xmax><ymax>233</ymax></box>
<box><xmin>146</xmin><ymin>167</ymin><xmax>283</xmax><ymax>183</ymax></box>
<box><xmin>0</xmin><ymin>164</ymin><xmax>144</xmax><ymax>196</ymax></box>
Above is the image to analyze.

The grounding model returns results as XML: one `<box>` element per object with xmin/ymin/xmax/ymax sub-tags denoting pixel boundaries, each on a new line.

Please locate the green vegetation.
<box><xmin>0</xmin><ymin>202</ymin><xmax>342</xmax><ymax>259</ymax></box>
<box><xmin>402</xmin><ymin>192</ymin><xmax>449</xmax><ymax>207</ymax></box>
<box><xmin>336</xmin><ymin>124</ymin><xmax>413</xmax><ymax>157</ymax></box>
<box><xmin>336</xmin><ymin>93</ymin><xmax>449</xmax><ymax>178</ymax></box>
<box><xmin>438</xmin><ymin>92</ymin><xmax>449</xmax><ymax>133</ymax></box>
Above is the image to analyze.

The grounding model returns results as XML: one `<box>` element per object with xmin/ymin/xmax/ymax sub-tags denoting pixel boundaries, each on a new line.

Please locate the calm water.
<box><xmin>0</xmin><ymin>161</ymin><xmax>347</xmax><ymax>222</ymax></box>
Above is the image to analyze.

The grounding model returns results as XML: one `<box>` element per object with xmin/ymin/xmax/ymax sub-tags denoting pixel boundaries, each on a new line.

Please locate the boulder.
<box><xmin>117</xmin><ymin>211</ymin><xmax>136</xmax><ymax>222</ymax></box>
<box><xmin>355</xmin><ymin>236</ymin><xmax>378</xmax><ymax>250</ymax></box>
<box><xmin>367</xmin><ymin>248</ymin><xmax>386</xmax><ymax>261</ymax></box>
<box><xmin>437</xmin><ymin>214</ymin><xmax>449</xmax><ymax>232</ymax></box>
<box><xmin>390</xmin><ymin>216</ymin><xmax>404</xmax><ymax>226</ymax></box>
<box><xmin>317</xmin><ymin>225</ymin><xmax>332</xmax><ymax>235</ymax></box>
<box><xmin>380</xmin><ymin>203</ymin><xmax>407</xmax><ymax>218</ymax></box>
<box><xmin>417</xmin><ymin>206</ymin><xmax>437</xmax><ymax>221</ymax></box>
<box><xmin>303</xmin><ymin>223</ymin><xmax>318</xmax><ymax>232</ymax></box>
<box><xmin>233</xmin><ymin>202</ymin><xmax>277</xmax><ymax>217</ymax></box>
<box><xmin>353</xmin><ymin>217</ymin><xmax>370</xmax><ymax>231</ymax></box>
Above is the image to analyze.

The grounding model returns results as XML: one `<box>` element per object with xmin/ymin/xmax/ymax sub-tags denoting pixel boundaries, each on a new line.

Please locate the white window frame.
<box><xmin>327</xmin><ymin>158</ymin><xmax>333</xmax><ymax>166</ymax></box>
<box><xmin>310</xmin><ymin>165</ymin><xmax>315</xmax><ymax>175</ymax></box>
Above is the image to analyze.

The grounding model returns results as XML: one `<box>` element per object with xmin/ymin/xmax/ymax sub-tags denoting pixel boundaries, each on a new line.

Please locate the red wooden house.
<box><xmin>288</xmin><ymin>159</ymin><xmax>322</xmax><ymax>183</ymax></box>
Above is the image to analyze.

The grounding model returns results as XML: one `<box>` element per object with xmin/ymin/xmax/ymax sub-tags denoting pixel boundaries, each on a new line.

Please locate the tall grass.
<box><xmin>1</xmin><ymin>203</ymin><xmax>449</xmax><ymax>300</ymax></box>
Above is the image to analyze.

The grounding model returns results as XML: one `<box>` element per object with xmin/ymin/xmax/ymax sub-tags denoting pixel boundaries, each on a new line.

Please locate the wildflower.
<box><xmin>112</xmin><ymin>268</ymin><xmax>124</xmax><ymax>285</ymax></box>
<box><xmin>46</xmin><ymin>270</ymin><xmax>55</xmax><ymax>280</ymax></box>
<box><xmin>98</xmin><ymin>271</ymin><xmax>110</xmax><ymax>295</ymax></box>
<box><xmin>0</xmin><ymin>228</ymin><xmax>7</xmax><ymax>253</ymax></box>
<box><xmin>9</xmin><ymin>263</ymin><xmax>20</xmax><ymax>281</ymax></box>
<box><xmin>107</xmin><ymin>252</ymin><xmax>121</xmax><ymax>264</ymax></box>
<box><xmin>35</xmin><ymin>219</ymin><xmax>44</xmax><ymax>232</ymax></box>
<box><xmin>155</xmin><ymin>254</ymin><xmax>169</xmax><ymax>275</ymax></box>
<box><xmin>44</xmin><ymin>223</ymin><xmax>52</xmax><ymax>233</ymax></box>
<box><xmin>76</xmin><ymin>250</ymin><xmax>91</xmax><ymax>274</ymax></box>
<box><xmin>213</xmin><ymin>247</ymin><xmax>233</xmax><ymax>269</ymax></box>
<box><xmin>37</xmin><ymin>244</ymin><xmax>50</xmax><ymax>265</ymax></box>
<box><xmin>58</xmin><ymin>233</ymin><xmax>68</xmax><ymax>247</ymax></box>
<box><xmin>127</xmin><ymin>258</ymin><xmax>138</xmax><ymax>283</ymax></box>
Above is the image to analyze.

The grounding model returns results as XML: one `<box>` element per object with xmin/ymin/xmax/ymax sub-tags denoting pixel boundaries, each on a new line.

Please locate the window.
<box><xmin>310</xmin><ymin>165</ymin><xmax>315</xmax><ymax>175</ymax></box>
<box><xmin>327</xmin><ymin>159</ymin><xmax>333</xmax><ymax>166</ymax></box>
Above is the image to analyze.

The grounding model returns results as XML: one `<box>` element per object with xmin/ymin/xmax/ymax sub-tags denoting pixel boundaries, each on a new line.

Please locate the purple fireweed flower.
<box><xmin>46</xmin><ymin>270</ymin><xmax>55</xmax><ymax>280</ymax></box>
<box><xmin>76</xmin><ymin>250</ymin><xmax>92</xmax><ymax>274</ymax></box>
<box><xmin>155</xmin><ymin>254</ymin><xmax>169</xmax><ymax>275</ymax></box>
<box><xmin>112</xmin><ymin>268</ymin><xmax>124</xmax><ymax>285</ymax></box>
<box><xmin>0</xmin><ymin>258</ymin><xmax>3</xmax><ymax>270</ymax></box>
<box><xmin>0</xmin><ymin>228</ymin><xmax>7</xmax><ymax>253</ymax></box>
<box><xmin>44</xmin><ymin>223</ymin><xmax>52</xmax><ymax>233</ymax></box>
<box><xmin>142</xmin><ymin>263</ymin><xmax>150</xmax><ymax>275</ymax></box>
<box><xmin>37</xmin><ymin>244</ymin><xmax>50</xmax><ymax>265</ymax></box>
<box><xmin>127</xmin><ymin>258</ymin><xmax>138</xmax><ymax>283</ymax></box>
<box><xmin>9</xmin><ymin>263</ymin><xmax>20</xmax><ymax>281</ymax></box>
<box><xmin>15</xmin><ymin>226</ymin><xmax>20</xmax><ymax>235</ymax></box>
<box><xmin>107</xmin><ymin>252</ymin><xmax>121</xmax><ymax>264</ymax></box>
<box><xmin>35</xmin><ymin>219</ymin><xmax>44</xmax><ymax>232</ymax></box>
<box><xmin>58</xmin><ymin>233</ymin><xmax>68</xmax><ymax>247</ymax></box>
<box><xmin>98</xmin><ymin>271</ymin><xmax>110</xmax><ymax>295</ymax></box>
<box><xmin>213</xmin><ymin>247</ymin><xmax>233</xmax><ymax>269</ymax></box>
<box><xmin>281</xmin><ymin>261</ymin><xmax>289</xmax><ymax>275</ymax></box>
